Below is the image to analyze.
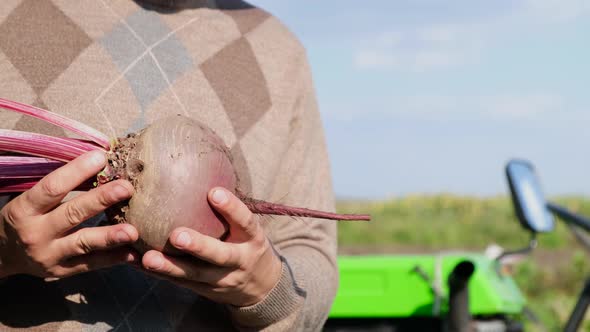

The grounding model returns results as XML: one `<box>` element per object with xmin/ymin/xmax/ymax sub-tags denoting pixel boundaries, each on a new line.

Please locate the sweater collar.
<box><xmin>137</xmin><ymin>0</ymin><xmax>172</xmax><ymax>6</ymax></box>
<box><xmin>134</xmin><ymin>0</ymin><xmax>252</xmax><ymax>11</ymax></box>
<box><xmin>135</xmin><ymin>0</ymin><xmax>210</xmax><ymax>9</ymax></box>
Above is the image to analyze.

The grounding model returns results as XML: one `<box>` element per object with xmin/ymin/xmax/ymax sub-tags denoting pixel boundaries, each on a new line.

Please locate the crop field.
<box><xmin>336</xmin><ymin>195</ymin><xmax>590</xmax><ymax>331</ymax></box>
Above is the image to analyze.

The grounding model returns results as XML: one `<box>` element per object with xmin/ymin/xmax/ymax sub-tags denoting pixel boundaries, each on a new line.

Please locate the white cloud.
<box><xmin>354</xmin><ymin>0</ymin><xmax>590</xmax><ymax>73</ymax></box>
<box><xmin>354</xmin><ymin>49</ymin><xmax>467</xmax><ymax>72</ymax></box>
<box><xmin>417</xmin><ymin>25</ymin><xmax>459</xmax><ymax>44</ymax></box>
<box><xmin>518</xmin><ymin>0</ymin><xmax>590</xmax><ymax>23</ymax></box>
<box><xmin>413</xmin><ymin>51</ymin><xmax>462</xmax><ymax>71</ymax></box>
<box><xmin>320</xmin><ymin>94</ymin><xmax>564</xmax><ymax>121</ymax></box>
<box><xmin>354</xmin><ymin>23</ymin><xmax>480</xmax><ymax>72</ymax></box>
<box><xmin>384</xmin><ymin>94</ymin><xmax>564</xmax><ymax>119</ymax></box>
<box><xmin>355</xmin><ymin>50</ymin><xmax>401</xmax><ymax>70</ymax></box>
<box><xmin>485</xmin><ymin>94</ymin><xmax>563</xmax><ymax>118</ymax></box>
<box><xmin>375</xmin><ymin>31</ymin><xmax>404</xmax><ymax>47</ymax></box>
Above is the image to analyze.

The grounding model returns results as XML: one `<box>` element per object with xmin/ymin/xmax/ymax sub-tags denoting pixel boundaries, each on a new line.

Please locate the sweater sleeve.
<box><xmin>226</xmin><ymin>52</ymin><xmax>339</xmax><ymax>331</ymax></box>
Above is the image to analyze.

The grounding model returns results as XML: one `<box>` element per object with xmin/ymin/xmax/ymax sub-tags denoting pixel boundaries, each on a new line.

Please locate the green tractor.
<box><xmin>325</xmin><ymin>159</ymin><xmax>590</xmax><ymax>332</ymax></box>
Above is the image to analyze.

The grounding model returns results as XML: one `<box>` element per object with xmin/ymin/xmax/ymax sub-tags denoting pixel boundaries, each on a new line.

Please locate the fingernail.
<box><xmin>148</xmin><ymin>254</ymin><xmax>164</xmax><ymax>270</ymax></box>
<box><xmin>211</xmin><ymin>189</ymin><xmax>228</xmax><ymax>205</ymax></box>
<box><xmin>116</xmin><ymin>231</ymin><xmax>131</xmax><ymax>242</ymax></box>
<box><xmin>89</xmin><ymin>151</ymin><xmax>106</xmax><ymax>167</ymax></box>
<box><xmin>175</xmin><ymin>231</ymin><xmax>191</xmax><ymax>247</ymax></box>
<box><xmin>125</xmin><ymin>252</ymin><xmax>137</xmax><ymax>262</ymax></box>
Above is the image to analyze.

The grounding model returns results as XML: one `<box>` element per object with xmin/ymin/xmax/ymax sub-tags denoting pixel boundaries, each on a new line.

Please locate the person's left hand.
<box><xmin>140</xmin><ymin>188</ymin><xmax>283</xmax><ymax>307</ymax></box>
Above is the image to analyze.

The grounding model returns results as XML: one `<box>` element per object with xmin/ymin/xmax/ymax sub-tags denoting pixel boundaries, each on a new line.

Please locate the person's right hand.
<box><xmin>0</xmin><ymin>150</ymin><xmax>139</xmax><ymax>279</ymax></box>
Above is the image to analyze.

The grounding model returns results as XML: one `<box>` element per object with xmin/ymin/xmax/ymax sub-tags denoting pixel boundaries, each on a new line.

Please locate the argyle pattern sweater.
<box><xmin>0</xmin><ymin>0</ymin><xmax>338</xmax><ymax>331</ymax></box>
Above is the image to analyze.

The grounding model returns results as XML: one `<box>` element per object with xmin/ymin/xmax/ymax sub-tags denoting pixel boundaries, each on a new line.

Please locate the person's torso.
<box><xmin>0</xmin><ymin>1</ymin><xmax>304</xmax><ymax>330</ymax></box>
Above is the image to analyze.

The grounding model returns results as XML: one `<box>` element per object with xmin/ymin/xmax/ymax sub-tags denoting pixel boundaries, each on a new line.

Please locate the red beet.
<box><xmin>0</xmin><ymin>98</ymin><xmax>370</xmax><ymax>255</ymax></box>
<box><xmin>104</xmin><ymin>115</ymin><xmax>369</xmax><ymax>254</ymax></box>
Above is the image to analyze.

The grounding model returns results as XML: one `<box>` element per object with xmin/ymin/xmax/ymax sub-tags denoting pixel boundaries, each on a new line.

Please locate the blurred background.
<box><xmin>251</xmin><ymin>1</ymin><xmax>590</xmax><ymax>330</ymax></box>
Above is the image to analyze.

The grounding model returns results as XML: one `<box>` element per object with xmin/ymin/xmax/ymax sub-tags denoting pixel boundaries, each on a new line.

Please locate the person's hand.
<box><xmin>0</xmin><ymin>151</ymin><xmax>139</xmax><ymax>279</ymax></box>
<box><xmin>141</xmin><ymin>188</ymin><xmax>282</xmax><ymax>307</ymax></box>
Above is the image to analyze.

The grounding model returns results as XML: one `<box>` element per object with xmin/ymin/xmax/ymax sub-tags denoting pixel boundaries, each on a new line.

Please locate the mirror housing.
<box><xmin>505</xmin><ymin>159</ymin><xmax>554</xmax><ymax>233</ymax></box>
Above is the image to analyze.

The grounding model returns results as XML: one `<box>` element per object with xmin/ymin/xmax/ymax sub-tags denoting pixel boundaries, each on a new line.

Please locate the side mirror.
<box><xmin>505</xmin><ymin>159</ymin><xmax>554</xmax><ymax>233</ymax></box>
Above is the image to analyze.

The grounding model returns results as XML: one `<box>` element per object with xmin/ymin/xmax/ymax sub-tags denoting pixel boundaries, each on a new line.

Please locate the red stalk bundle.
<box><xmin>0</xmin><ymin>98</ymin><xmax>370</xmax><ymax>253</ymax></box>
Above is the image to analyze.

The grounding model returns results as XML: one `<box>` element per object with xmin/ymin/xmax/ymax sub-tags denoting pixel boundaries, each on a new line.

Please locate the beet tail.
<box><xmin>243</xmin><ymin>198</ymin><xmax>371</xmax><ymax>221</ymax></box>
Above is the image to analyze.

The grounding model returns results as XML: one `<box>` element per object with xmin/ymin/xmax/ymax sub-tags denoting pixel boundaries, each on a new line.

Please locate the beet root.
<box><xmin>105</xmin><ymin>115</ymin><xmax>370</xmax><ymax>254</ymax></box>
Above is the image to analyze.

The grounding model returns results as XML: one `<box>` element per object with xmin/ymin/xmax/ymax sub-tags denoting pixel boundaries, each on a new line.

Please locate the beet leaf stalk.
<box><xmin>0</xmin><ymin>178</ymin><xmax>94</xmax><ymax>194</ymax></box>
<box><xmin>0</xmin><ymin>98</ymin><xmax>111</xmax><ymax>149</ymax></box>
<box><xmin>0</xmin><ymin>179</ymin><xmax>42</xmax><ymax>193</ymax></box>
<box><xmin>0</xmin><ymin>156</ymin><xmax>63</xmax><ymax>179</ymax></box>
<box><xmin>0</xmin><ymin>129</ymin><xmax>104</xmax><ymax>162</ymax></box>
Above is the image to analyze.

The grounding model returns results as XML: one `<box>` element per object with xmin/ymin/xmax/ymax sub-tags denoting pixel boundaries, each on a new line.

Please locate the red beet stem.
<box><xmin>0</xmin><ymin>98</ymin><xmax>111</xmax><ymax>149</ymax></box>
<box><xmin>243</xmin><ymin>198</ymin><xmax>371</xmax><ymax>221</ymax></box>
<box><xmin>0</xmin><ymin>156</ymin><xmax>64</xmax><ymax>179</ymax></box>
<box><xmin>0</xmin><ymin>178</ymin><xmax>95</xmax><ymax>193</ymax></box>
<box><xmin>0</xmin><ymin>129</ymin><xmax>103</xmax><ymax>162</ymax></box>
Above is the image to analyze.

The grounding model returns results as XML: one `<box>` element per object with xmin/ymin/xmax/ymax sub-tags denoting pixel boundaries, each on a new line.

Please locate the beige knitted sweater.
<box><xmin>0</xmin><ymin>0</ymin><xmax>338</xmax><ymax>331</ymax></box>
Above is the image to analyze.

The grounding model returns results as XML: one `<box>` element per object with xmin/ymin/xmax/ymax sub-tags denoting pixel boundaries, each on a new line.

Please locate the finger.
<box><xmin>55</xmin><ymin>248</ymin><xmax>139</xmax><ymax>277</ymax></box>
<box><xmin>208</xmin><ymin>188</ymin><xmax>259</xmax><ymax>241</ymax></box>
<box><xmin>169</xmin><ymin>227</ymin><xmax>242</xmax><ymax>267</ymax></box>
<box><xmin>56</xmin><ymin>223</ymin><xmax>138</xmax><ymax>258</ymax></box>
<box><xmin>142</xmin><ymin>250</ymin><xmax>232</xmax><ymax>284</ymax></box>
<box><xmin>47</xmin><ymin>179</ymin><xmax>133</xmax><ymax>236</ymax></box>
<box><xmin>20</xmin><ymin>151</ymin><xmax>107</xmax><ymax>215</ymax></box>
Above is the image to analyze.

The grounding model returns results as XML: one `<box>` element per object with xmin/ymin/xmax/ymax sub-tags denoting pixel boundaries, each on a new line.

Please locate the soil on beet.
<box><xmin>103</xmin><ymin>134</ymin><xmax>140</xmax><ymax>226</ymax></box>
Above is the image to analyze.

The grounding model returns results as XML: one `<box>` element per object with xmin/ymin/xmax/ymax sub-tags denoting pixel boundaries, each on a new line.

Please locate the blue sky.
<box><xmin>250</xmin><ymin>1</ymin><xmax>590</xmax><ymax>199</ymax></box>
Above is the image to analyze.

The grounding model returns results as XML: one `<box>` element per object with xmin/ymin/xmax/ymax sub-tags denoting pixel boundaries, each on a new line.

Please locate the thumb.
<box><xmin>208</xmin><ymin>188</ymin><xmax>259</xmax><ymax>242</ymax></box>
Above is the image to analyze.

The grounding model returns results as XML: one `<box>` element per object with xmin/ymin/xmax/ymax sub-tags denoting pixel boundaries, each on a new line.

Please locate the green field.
<box><xmin>336</xmin><ymin>195</ymin><xmax>590</xmax><ymax>331</ymax></box>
